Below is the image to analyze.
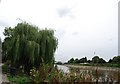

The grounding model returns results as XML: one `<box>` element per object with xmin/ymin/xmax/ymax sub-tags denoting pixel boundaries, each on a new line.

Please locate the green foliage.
<box><xmin>7</xmin><ymin>75</ymin><xmax>32</xmax><ymax>83</ymax></box>
<box><xmin>3</xmin><ymin>27</ymin><xmax>14</xmax><ymax>37</ymax></box>
<box><xmin>56</xmin><ymin>61</ymin><xmax>63</xmax><ymax>65</ymax></box>
<box><xmin>67</xmin><ymin>56</ymin><xmax>120</xmax><ymax>68</ymax></box>
<box><xmin>87</xmin><ymin>60</ymin><xmax>91</xmax><ymax>63</ymax></box>
<box><xmin>68</xmin><ymin>57</ymin><xmax>87</xmax><ymax>63</ymax></box>
<box><xmin>108</xmin><ymin>56</ymin><xmax>120</xmax><ymax>67</ymax></box>
<box><xmin>92</xmin><ymin>56</ymin><xmax>99</xmax><ymax>63</ymax></box>
<box><xmin>111</xmin><ymin>56</ymin><xmax>120</xmax><ymax>64</ymax></box>
<box><xmin>92</xmin><ymin>56</ymin><xmax>106</xmax><ymax>64</ymax></box>
<box><xmin>68</xmin><ymin>56</ymin><xmax>107</xmax><ymax>64</ymax></box>
<box><xmin>0</xmin><ymin>37</ymin><xmax>2</xmax><ymax>61</ymax></box>
<box><xmin>0</xmin><ymin>37</ymin><xmax>1</xmax><ymax>48</ymax></box>
<box><xmin>2</xmin><ymin>22</ymin><xmax>58</xmax><ymax>74</ymax></box>
<box><xmin>98</xmin><ymin>58</ymin><xmax>106</xmax><ymax>63</ymax></box>
<box><xmin>68</xmin><ymin>58</ymin><xmax>74</xmax><ymax>63</ymax></box>
<box><xmin>2</xmin><ymin>64</ymin><xmax>8</xmax><ymax>73</ymax></box>
<box><xmin>78</xmin><ymin>57</ymin><xmax>87</xmax><ymax>63</ymax></box>
<box><xmin>74</xmin><ymin>58</ymin><xmax>79</xmax><ymax>63</ymax></box>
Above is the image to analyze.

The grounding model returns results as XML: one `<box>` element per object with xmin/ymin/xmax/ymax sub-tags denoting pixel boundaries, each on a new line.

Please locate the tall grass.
<box><xmin>29</xmin><ymin>64</ymin><xmax>119</xmax><ymax>83</ymax></box>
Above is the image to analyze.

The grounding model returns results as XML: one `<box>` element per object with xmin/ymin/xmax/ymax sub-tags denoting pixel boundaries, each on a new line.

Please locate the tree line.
<box><xmin>67</xmin><ymin>56</ymin><xmax>120</xmax><ymax>64</ymax></box>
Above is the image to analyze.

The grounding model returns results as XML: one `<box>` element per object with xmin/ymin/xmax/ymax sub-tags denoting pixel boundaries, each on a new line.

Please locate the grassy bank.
<box><xmin>2</xmin><ymin>63</ymin><xmax>120</xmax><ymax>83</ymax></box>
<box><xmin>7</xmin><ymin>75</ymin><xmax>32</xmax><ymax>84</ymax></box>
<box><xmin>65</xmin><ymin>63</ymin><xmax>120</xmax><ymax>68</ymax></box>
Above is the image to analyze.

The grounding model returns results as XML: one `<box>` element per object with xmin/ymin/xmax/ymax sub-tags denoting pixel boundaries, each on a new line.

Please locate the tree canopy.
<box><xmin>2</xmin><ymin>22</ymin><xmax>58</xmax><ymax>73</ymax></box>
<box><xmin>0</xmin><ymin>37</ymin><xmax>1</xmax><ymax>49</ymax></box>
<box><xmin>68</xmin><ymin>57</ymin><xmax>87</xmax><ymax>63</ymax></box>
<box><xmin>108</xmin><ymin>56</ymin><xmax>120</xmax><ymax>64</ymax></box>
<box><xmin>67</xmin><ymin>56</ymin><xmax>107</xmax><ymax>64</ymax></box>
<box><xmin>0</xmin><ymin>37</ymin><xmax>2</xmax><ymax>61</ymax></box>
<box><xmin>68</xmin><ymin>58</ymin><xmax>74</xmax><ymax>63</ymax></box>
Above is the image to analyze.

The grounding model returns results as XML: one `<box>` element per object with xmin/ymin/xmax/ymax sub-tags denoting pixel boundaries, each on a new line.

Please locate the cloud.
<box><xmin>57</xmin><ymin>6</ymin><xmax>74</xmax><ymax>18</ymax></box>
<box><xmin>72</xmin><ymin>32</ymin><xmax>79</xmax><ymax>35</ymax></box>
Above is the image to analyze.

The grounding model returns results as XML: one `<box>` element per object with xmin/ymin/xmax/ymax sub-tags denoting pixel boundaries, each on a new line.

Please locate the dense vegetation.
<box><xmin>67</xmin><ymin>56</ymin><xmax>120</xmax><ymax>67</ymax></box>
<box><xmin>2</xmin><ymin>22</ymin><xmax>58</xmax><ymax>74</ymax></box>
<box><xmin>0</xmin><ymin>38</ymin><xmax>1</xmax><ymax>60</ymax></box>
<box><xmin>0</xmin><ymin>37</ymin><xmax>1</xmax><ymax>48</ymax></box>
<box><xmin>68</xmin><ymin>56</ymin><xmax>106</xmax><ymax>64</ymax></box>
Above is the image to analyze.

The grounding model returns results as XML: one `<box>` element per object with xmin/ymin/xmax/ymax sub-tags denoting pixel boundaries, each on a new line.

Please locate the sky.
<box><xmin>0</xmin><ymin>0</ymin><xmax>119</xmax><ymax>62</ymax></box>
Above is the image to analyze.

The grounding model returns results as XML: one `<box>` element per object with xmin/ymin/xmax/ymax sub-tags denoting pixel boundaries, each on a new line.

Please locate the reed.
<box><xmin>29</xmin><ymin>64</ymin><xmax>120</xmax><ymax>83</ymax></box>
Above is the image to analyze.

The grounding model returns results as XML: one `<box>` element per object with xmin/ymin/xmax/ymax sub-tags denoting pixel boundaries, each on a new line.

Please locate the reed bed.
<box><xmin>29</xmin><ymin>64</ymin><xmax>120</xmax><ymax>83</ymax></box>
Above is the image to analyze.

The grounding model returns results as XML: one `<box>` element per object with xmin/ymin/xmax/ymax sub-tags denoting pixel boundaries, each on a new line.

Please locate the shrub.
<box><xmin>2</xmin><ymin>64</ymin><xmax>8</xmax><ymax>73</ymax></box>
<box><xmin>29</xmin><ymin>64</ymin><xmax>64</xmax><ymax>83</ymax></box>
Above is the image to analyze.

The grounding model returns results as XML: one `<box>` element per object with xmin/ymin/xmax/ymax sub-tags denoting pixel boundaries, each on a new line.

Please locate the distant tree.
<box><xmin>78</xmin><ymin>57</ymin><xmax>87</xmax><ymax>63</ymax></box>
<box><xmin>92</xmin><ymin>56</ymin><xmax>99</xmax><ymax>63</ymax></box>
<box><xmin>108</xmin><ymin>59</ymin><xmax>112</xmax><ymax>63</ymax></box>
<box><xmin>56</xmin><ymin>61</ymin><xmax>63</xmax><ymax>65</ymax></box>
<box><xmin>68</xmin><ymin>58</ymin><xmax>74</xmax><ymax>63</ymax></box>
<box><xmin>92</xmin><ymin>56</ymin><xmax>106</xmax><ymax>64</ymax></box>
<box><xmin>111</xmin><ymin>56</ymin><xmax>120</xmax><ymax>64</ymax></box>
<box><xmin>87</xmin><ymin>60</ymin><xmax>92</xmax><ymax>63</ymax></box>
<box><xmin>98</xmin><ymin>58</ymin><xmax>106</xmax><ymax>63</ymax></box>
<box><xmin>74</xmin><ymin>58</ymin><xmax>79</xmax><ymax>63</ymax></box>
<box><xmin>84</xmin><ymin>57</ymin><xmax>87</xmax><ymax>62</ymax></box>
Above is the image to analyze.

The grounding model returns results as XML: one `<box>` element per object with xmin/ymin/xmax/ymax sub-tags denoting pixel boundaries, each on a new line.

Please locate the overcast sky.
<box><xmin>0</xmin><ymin>0</ymin><xmax>119</xmax><ymax>62</ymax></box>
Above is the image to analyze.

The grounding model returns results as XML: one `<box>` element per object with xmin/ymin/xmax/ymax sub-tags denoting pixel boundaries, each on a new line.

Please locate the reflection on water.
<box><xmin>57</xmin><ymin>65</ymin><xmax>120</xmax><ymax>82</ymax></box>
<box><xmin>57</xmin><ymin>65</ymin><xmax>69</xmax><ymax>73</ymax></box>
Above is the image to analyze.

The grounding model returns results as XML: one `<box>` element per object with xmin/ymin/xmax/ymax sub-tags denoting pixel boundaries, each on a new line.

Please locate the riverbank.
<box><xmin>57</xmin><ymin>64</ymin><xmax>120</xmax><ymax>82</ymax></box>
<box><xmin>64</xmin><ymin>64</ymin><xmax>120</xmax><ymax>71</ymax></box>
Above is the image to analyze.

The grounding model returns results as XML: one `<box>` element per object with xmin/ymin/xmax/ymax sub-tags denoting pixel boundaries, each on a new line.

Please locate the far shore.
<box><xmin>64</xmin><ymin>64</ymin><xmax>120</xmax><ymax>71</ymax></box>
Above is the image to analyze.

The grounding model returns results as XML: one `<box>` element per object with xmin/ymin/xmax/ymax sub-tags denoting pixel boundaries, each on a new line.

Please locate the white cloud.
<box><xmin>57</xmin><ymin>6</ymin><xmax>72</xmax><ymax>17</ymax></box>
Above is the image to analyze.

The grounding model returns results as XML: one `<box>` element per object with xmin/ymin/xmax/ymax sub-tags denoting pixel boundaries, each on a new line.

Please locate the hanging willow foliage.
<box><xmin>2</xmin><ymin>22</ymin><xmax>58</xmax><ymax>73</ymax></box>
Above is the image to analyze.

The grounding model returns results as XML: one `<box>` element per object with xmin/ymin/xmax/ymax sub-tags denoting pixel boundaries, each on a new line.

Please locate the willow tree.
<box><xmin>2</xmin><ymin>22</ymin><xmax>58</xmax><ymax>73</ymax></box>
<box><xmin>0</xmin><ymin>38</ymin><xmax>1</xmax><ymax>51</ymax></box>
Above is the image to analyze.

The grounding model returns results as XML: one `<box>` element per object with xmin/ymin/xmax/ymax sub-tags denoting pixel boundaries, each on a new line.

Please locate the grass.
<box><xmin>2</xmin><ymin>64</ymin><xmax>8</xmax><ymax>73</ymax></box>
<box><xmin>7</xmin><ymin>74</ymin><xmax>32</xmax><ymax>84</ymax></box>
<box><xmin>2</xmin><ymin>64</ymin><xmax>32</xmax><ymax>83</ymax></box>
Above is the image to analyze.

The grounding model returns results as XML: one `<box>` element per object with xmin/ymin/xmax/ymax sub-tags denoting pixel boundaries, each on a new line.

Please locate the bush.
<box><xmin>2</xmin><ymin>64</ymin><xmax>8</xmax><ymax>73</ymax></box>
<box><xmin>29</xmin><ymin>64</ymin><xmax>64</xmax><ymax>83</ymax></box>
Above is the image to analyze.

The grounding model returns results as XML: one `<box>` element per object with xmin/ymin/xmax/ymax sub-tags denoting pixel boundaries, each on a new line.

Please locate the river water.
<box><xmin>57</xmin><ymin>65</ymin><xmax>70</xmax><ymax>73</ymax></box>
<box><xmin>57</xmin><ymin>64</ymin><xmax>120</xmax><ymax>82</ymax></box>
